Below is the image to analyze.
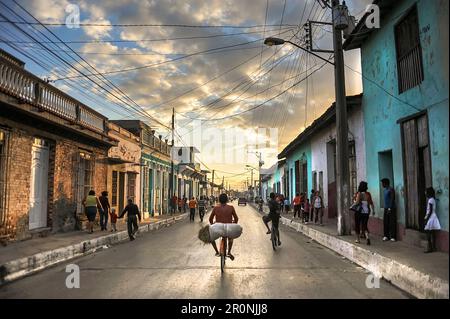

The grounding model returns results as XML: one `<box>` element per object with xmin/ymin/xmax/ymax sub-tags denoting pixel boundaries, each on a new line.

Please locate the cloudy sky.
<box><xmin>0</xmin><ymin>0</ymin><xmax>372</xmax><ymax>189</ymax></box>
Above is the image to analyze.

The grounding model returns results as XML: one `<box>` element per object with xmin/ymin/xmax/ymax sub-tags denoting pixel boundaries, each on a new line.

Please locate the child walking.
<box><xmin>302</xmin><ymin>198</ymin><xmax>310</xmax><ymax>224</ymax></box>
<box><xmin>110</xmin><ymin>207</ymin><xmax>118</xmax><ymax>232</ymax></box>
<box><xmin>424</xmin><ymin>187</ymin><xmax>441</xmax><ymax>253</ymax></box>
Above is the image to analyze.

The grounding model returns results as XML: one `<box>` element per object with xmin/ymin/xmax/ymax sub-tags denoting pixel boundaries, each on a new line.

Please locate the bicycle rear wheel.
<box><xmin>220</xmin><ymin>238</ymin><xmax>227</xmax><ymax>273</ymax></box>
<box><xmin>271</xmin><ymin>227</ymin><xmax>277</xmax><ymax>251</ymax></box>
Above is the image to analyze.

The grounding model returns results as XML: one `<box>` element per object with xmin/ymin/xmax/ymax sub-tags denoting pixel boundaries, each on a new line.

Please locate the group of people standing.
<box><xmin>288</xmin><ymin>190</ymin><xmax>324</xmax><ymax>225</ymax></box>
<box><xmin>352</xmin><ymin>178</ymin><xmax>441</xmax><ymax>252</ymax></box>
<box><xmin>266</xmin><ymin>177</ymin><xmax>441</xmax><ymax>253</ymax></box>
<box><xmin>82</xmin><ymin>190</ymin><xmax>141</xmax><ymax>241</ymax></box>
<box><xmin>171</xmin><ymin>194</ymin><xmax>208</xmax><ymax>222</ymax></box>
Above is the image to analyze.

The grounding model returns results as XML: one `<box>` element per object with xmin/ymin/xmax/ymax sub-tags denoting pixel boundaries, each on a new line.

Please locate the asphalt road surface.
<box><xmin>0</xmin><ymin>204</ymin><xmax>410</xmax><ymax>299</ymax></box>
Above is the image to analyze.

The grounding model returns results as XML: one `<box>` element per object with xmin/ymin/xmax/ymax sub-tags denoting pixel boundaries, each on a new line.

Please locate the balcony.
<box><xmin>0</xmin><ymin>53</ymin><xmax>107</xmax><ymax>134</ymax></box>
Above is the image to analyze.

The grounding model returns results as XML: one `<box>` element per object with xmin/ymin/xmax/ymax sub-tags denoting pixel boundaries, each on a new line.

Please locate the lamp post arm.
<box><xmin>285</xmin><ymin>40</ymin><xmax>335</xmax><ymax>66</ymax></box>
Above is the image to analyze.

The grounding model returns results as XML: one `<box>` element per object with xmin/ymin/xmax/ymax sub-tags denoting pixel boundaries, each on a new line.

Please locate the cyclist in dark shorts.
<box><xmin>262</xmin><ymin>192</ymin><xmax>281</xmax><ymax>246</ymax></box>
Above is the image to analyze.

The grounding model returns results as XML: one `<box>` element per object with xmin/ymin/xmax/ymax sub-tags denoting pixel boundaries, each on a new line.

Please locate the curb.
<box><xmin>249</xmin><ymin>203</ymin><xmax>448</xmax><ymax>299</ymax></box>
<box><xmin>0</xmin><ymin>213</ymin><xmax>188</xmax><ymax>286</ymax></box>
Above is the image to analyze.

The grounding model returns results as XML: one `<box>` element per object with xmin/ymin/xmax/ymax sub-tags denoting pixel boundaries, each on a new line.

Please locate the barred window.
<box><xmin>395</xmin><ymin>6</ymin><xmax>424</xmax><ymax>93</ymax></box>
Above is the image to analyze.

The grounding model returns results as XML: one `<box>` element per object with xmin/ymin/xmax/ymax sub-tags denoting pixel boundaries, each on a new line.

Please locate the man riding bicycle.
<box><xmin>262</xmin><ymin>192</ymin><xmax>281</xmax><ymax>246</ymax></box>
<box><xmin>209</xmin><ymin>193</ymin><xmax>239</xmax><ymax>260</ymax></box>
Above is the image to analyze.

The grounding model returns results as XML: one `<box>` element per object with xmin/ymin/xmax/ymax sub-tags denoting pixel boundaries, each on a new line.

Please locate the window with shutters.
<box><xmin>112</xmin><ymin>171</ymin><xmax>118</xmax><ymax>206</ymax></box>
<box><xmin>127</xmin><ymin>172</ymin><xmax>137</xmax><ymax>203</ymax></box>
<box><xmin>395</xmin><ymin>5</ymin><xmax>424</xmax><ymax>93</ymax></box>
<box><xmin>76</xmin><ymin>151</ymin><xmax>94</xmax><ymax>214</ymax></box>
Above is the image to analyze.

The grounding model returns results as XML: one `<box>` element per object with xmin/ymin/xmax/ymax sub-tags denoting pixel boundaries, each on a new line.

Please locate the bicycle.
<box><xmin>219</xmin><ymin>236</ymin><xmax>228</xmax><ymax>273</ymax></box>
<box><xmin>271</xmin><ymin>222</ymin><xmax>280</xmax><ymax>251</ymax></box>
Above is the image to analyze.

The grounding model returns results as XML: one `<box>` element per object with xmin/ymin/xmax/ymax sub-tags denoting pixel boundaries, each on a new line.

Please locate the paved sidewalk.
<box><xmin>0</xmin><ymin>213</ymin><xmax>188</xmax><ymax>285</ymax></box>
<box><xmin>0</xmin><ymin>213</ymin><xmax>182</xmax><ymax>265</ymax></box>
<box><xmin>251</xmin><ymin>202</ymin><xmax>449</xmax><ymax>299</ymax></box>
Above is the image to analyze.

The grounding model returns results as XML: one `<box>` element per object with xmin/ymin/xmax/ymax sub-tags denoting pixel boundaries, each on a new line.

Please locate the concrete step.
<box><xmin>403</xmin><ymin>229</ymin><xmax>427</xmax><ymax>248</ymax></box>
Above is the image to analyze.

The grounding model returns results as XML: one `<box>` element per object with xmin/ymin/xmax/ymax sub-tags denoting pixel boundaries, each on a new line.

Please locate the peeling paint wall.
<box><xmin>360</xmin><ymin>0</ymin><xmax>449</xmax><ymax>241</ymax></box>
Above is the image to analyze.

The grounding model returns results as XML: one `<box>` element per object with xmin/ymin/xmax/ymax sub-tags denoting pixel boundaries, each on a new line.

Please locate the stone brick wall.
<box><xmin>3</xmin><ymin>128</ymin><xmax>33</xmax><ymax>241</ymax></box>
<box><xmin>0</xmin><ymin>122</ymin><xmax>110</xmax><ymax>241</ymax></box>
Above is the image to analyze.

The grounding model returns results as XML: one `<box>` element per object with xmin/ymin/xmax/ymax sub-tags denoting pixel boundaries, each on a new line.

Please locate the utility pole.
<box><xmin>211</xmin><ymin>170</ymin><xmax>215</xmax><ymax>199</ymax></box>
<box><xmin>332</xmin><ymin>0</ymin><xmax>351</xmax><ymax>235</ymax></box>
<box><xmin>169</xmin><ymin>107</ymin><xmax>175</xmax><ymax>215</ymax></box>
<box><xmin>258</xmin><ymin>152</ymin><xmax>263</xmax><ymax>200</ymax></box>
<box><xmin>250</xmin><ymin>169</ymin><xmax>254</xmax><ymax>198</ymax></box>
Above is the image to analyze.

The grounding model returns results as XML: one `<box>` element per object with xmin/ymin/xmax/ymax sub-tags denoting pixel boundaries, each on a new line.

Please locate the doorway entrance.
<box><xmin>401</xmin><ymin>113</ymin><xmax>432</xmax><ymax>231</ymax></box>
<box><xmin>29</xmin><ymin>138</ymin><xmax>49</xmax><ymax>230</ymax></box>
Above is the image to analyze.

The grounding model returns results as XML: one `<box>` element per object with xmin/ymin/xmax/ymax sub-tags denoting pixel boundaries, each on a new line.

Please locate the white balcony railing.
<box><xmin>0</xmin><ymin>56</ymin><xmax>106</xmax><ymax>133</ymax></box>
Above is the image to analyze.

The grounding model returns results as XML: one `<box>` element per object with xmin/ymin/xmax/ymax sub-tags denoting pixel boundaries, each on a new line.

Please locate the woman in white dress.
<box><xmin>424</xmin><ymin>187</ymin><xmax>441</xmax><ymax>253</ymax></box>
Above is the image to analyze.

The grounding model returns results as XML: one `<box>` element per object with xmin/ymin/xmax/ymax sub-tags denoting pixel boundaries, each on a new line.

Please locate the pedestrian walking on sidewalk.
<box><xmin>189</xmin><ymin>197</ymin><xmax>197</xmax><ymax>222</ymax></box>
<box><xmin>303</xmin><ymin>198</ymin><xmax>310</xmax><ymax>224</ymax></box>
<box><xmin>178</xmin><ymin>197</ymin><xmax>183</xmax><ymax>213</ymax></box>
<box><xmin>119</xmin><ymin>198</ymin><xmax>141</xmax><ymax>241</ymax></box>
<box><xmin>309</xmin><ymin>189</ymin><xmax>315</xmax><ymax>223</ymax></box>
<box><xmin>312</xmin><ymin>191</ymin><xmax>324</xmax><ymax>225</ymax></box>
<box><xmin>183</xmin><ymin>195</ymin><xmax>188</xmax><ymax>213</ymax></box>
<box><xmin>352</xmin><ymin>182</ymin><xmax>375</xmax><ymax>245</ymax></box>
<box><xmin>424</xmin><ymin>187</ymin><xmax>441</xmax><ymax>253</ymax></box>
<box><xmin>293</xmin><ymin>193</ymin><xmax>301</xmax><ymax>219</ymax></box>
<box><xmin>171</xmin><ymin>194</ymin><xmax>178</xmax><ymax>215</ymax></box>
<box><xmin>98</xmin><ymin>191</ymin><xmax>110</xmax><ymax>231</ymax></box>
<box><xmin>284</xmin><ymin>197</ymin><xmax>290</xmax><ymax>213</ymax></box>
<box><xmin>381</xmin><ymin>178</ymin><xmax>397</xmax><ymax>242</ymax></box>
<box><xmin>198</xmin><ymin>196</ymin><xmax>206</xmax><ymax>222</ymax></box>
<box><xmin>82</xmin><ymin>190</ymin><xmax>102</xmax><ymax>234</ymax></box>
<box><xmin>278</xmin><ymin>195</ymin><xmax>284</xmax><ymax>213</ymax></box>
<box><xmin>109</xmin><ymin>208</ymin><xmax>118</xmax><ymax>232</ymax></box>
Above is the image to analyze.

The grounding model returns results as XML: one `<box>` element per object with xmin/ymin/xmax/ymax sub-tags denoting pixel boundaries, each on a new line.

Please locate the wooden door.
<box><xmin>119</xmin><ymin>172</ymin><xmax>125</xmax><ymax>212</ymax></box>
<box><xmin>29</xmin><ymin>139</ymin><xmax>49</xmax><ymax>230</ymax></box>
<box><xmin>402</xmin><ymin>114</ymin><xmax>431</xmax><ymax>230</ymax></box>
<box><xmin>295</xmin><ymin>160</ymin><xmax>300</xmax><ymax>195</ymax></box>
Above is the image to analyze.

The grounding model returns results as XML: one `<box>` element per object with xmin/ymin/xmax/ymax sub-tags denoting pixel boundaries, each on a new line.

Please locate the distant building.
<box><xmin>111</xmin><ymin>120</ymin><xmax>171</xmax><ymax>218</ymax></box>
<box><xmin>278</xmin><ymin>95</ymin><xmax>364</xmax><ymax>221</ymax></box>
<box><xmin>106</xmin><ymin>122</ymin><xmax>141</xmax><ymax>216</ymax></box>
<box><xmin>172</xmin><ymin>146</ymin><xmax>207</xmax><ymax>199</ymax></box>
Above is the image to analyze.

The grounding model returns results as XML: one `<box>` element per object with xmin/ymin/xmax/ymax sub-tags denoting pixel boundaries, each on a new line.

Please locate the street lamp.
<box><xmin>264</xmin><ymin>37</ymin><xmax>335</xmax><ymax>66</ymax></box>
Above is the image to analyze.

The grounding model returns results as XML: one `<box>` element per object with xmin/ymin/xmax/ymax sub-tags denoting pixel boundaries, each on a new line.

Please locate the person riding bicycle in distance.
<box><xmin>263</xmin><ymin>192</ymin><xmax>281</xmax><ymax>246</ymax></box>
<box><xmin>209</xmin><ymin>193</ymin><xmax>239</xmax><ymax>260</ymax></box>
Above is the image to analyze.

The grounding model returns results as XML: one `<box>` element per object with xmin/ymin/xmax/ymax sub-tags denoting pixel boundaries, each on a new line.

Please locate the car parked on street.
<box><xmin>238</xmin><ymin>198</ymin><xmax>247</xmax><ymax>206</ymax></box>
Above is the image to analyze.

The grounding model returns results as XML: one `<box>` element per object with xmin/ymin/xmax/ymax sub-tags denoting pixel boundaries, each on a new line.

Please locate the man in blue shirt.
<box><xmin>381</xmin><ymin>178</ymin><xmax>397</xmax><ymax>242</ymax></box>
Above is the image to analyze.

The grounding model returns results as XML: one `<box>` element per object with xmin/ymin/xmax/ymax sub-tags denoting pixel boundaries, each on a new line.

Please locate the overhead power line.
<box><xmin>52</xmin><ymin>38</ymin><xmax>276</xmax><ymax>80</ymax></box>
<box><xmin>0</xmin><ymin>26</ymin><xmax>295</xmax><ymax>44</ymax></box>
<box><xmin>0</xmin><ymin>20</ymin><xmax>298</xmax><ymax>28</ymax></box>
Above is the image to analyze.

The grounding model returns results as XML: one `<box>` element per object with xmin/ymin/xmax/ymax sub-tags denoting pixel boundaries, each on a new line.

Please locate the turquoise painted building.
<box><xmin>279</xmin><ymin>139</ymin><xmax>312</xmax><ymax>202</ymax></box>
<box><xmin>344</xmin><ymin>0</ymin><xmax>449</xmax><ymax>251</ymax></box>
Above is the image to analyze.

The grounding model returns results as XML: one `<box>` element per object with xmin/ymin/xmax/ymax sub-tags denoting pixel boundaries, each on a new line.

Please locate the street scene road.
<box><xmin>0</xmin><ymin>0</ymin><xmax>448</xmax><ymax>302</ymax></box>
<box><xmin>0</xmin><ymin>204</ymin><xmax>409</xmax><ymax>299</ymax></box>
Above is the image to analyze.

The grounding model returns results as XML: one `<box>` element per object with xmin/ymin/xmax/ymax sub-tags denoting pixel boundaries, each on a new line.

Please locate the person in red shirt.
<box><xmin>292</xmin><ymin>193</ymin><xmax>301</xmax><ymax>218</ymax></box>
<box><xmin>209</xmin><ymin>193</ymin><xmax>239</xmax><ymax>260</ymax></box>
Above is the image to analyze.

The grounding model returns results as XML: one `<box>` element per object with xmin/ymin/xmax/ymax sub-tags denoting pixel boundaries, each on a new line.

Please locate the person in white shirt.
<box><xmin>424</xmin><ymin>187</ymin><xmax>441</xmax><ymax>253</ymax></box>
<box><xmin>313</xmin><ymin>191</ymin><xmax>324</xmax><ymax>225</ymax></box>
